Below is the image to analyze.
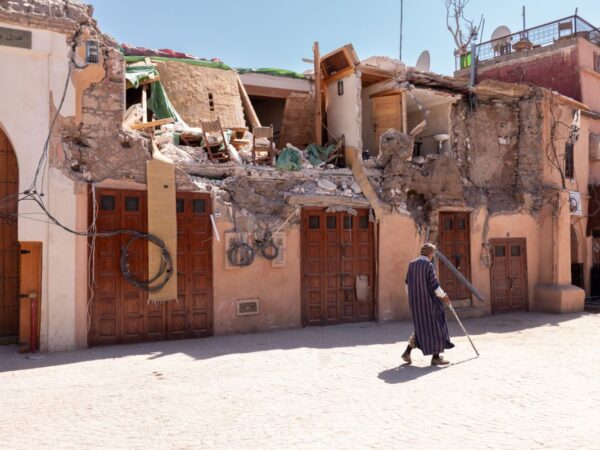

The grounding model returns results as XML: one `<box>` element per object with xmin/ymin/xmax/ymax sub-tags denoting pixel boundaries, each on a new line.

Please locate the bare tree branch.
<box><xmin>445</xmin><ymin>0</ymin><xmax>478</xmax><ymax>55</ymax></box>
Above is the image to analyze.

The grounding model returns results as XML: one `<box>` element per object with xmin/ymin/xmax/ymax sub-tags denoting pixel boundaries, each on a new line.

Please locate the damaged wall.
<box><xmin>154</xmin><ymin>60</ymin><xmax>245</xmax><ymax>129</ymax></box>
<box><xmin>0</xmin><ymin>0</ymin><xmax>141</xmax><ymax>351</ymax></box>
<box><xmin>326</xmin><ymin>72</ymin><xmax>362</xmax><ymax>148</ymax></box>
<box><xmin>279</xmin><ymin>92</ymin><xmax>315</xmax><ymax>148</ymax></box>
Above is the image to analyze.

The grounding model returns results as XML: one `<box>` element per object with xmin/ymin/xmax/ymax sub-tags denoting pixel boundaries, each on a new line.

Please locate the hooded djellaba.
<box><xmin>402</xmin><ymin>243</ymin><xmax>454</xmax><ymax>366</ymax></box>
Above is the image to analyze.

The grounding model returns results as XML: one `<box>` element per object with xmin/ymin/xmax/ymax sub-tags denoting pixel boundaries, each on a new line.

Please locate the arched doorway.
<box><xmin>571</xmin><ymin>225</ymin><xmax>584</xmax><ymax>289</ymax></box>
<box><xmin>0</xmin><ymin>128</ymin><xmax>19</xmax><ymax>338</ymax></box>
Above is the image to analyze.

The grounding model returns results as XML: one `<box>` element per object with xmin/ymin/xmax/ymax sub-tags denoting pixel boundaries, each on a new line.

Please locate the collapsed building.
<box><xmin>0</xmin><ymin>1</ymin><xmax>596</xmax><ymax>351</ymax></box>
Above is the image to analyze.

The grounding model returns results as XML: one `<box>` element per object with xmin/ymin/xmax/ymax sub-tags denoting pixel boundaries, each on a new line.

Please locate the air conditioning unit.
<box><xmin>569</xmin><ymin>191</ymin><xmax>582</xmax><ymax>216</ymax></box>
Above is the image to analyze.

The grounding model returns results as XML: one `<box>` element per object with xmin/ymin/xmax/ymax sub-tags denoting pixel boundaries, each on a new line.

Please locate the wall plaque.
<box><xmin>0</xmin><ymin>26</ymin><xmax>32</xmax><ymax>49</ymax></box>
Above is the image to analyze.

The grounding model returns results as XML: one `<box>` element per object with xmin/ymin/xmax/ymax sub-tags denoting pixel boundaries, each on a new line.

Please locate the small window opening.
<box><xmin>124</xmin><ymin>196</ymin><xmax>139</xmax><ymax>212</ymax></box>
<box><xmin>85</xmin><ymin>40</ymin><xmax>99</xmax><ymax>64</ymax></box>
<box><xmin>565</xmin><ymin>142</ymin><xmax>574</xmax><ymax>179</ymax></box>
<box><xmin>208</xmin><ymin>93</ymin><xmax>215</xmax><ymax>112</ymax></box>
<box><xmin>337</xmin><ymin>80</ymin><xmax>344</xmax><ymax>96</ymax></box>
<box><xmin>594</xmin><ymin>53</ymin><xmax>600</xmax><ymax>73</ymax></box>
<box><xmin>176</xmin><ymin>198</ymin><xmax>184</xmax><ymax>213</ymax></box>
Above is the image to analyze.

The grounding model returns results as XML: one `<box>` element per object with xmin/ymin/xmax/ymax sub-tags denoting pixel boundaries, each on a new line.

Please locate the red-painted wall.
<box><xmin>477</xmin><ymin>47</ymin><xmax>582</xmax><ymax>101</ymax></box>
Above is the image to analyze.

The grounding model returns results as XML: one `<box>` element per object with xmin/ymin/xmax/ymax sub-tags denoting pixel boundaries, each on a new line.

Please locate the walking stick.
<box><xmin>448</xmin><ymin>302</ymin><xmax>480</xmax><ymax>356</ymax></box>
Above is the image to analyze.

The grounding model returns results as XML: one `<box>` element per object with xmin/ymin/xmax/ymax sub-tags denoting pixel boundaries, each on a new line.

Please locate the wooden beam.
<box><xmin>323</xmin><ymin>67</ymin><xmax>356</xmax><ymax>86</ymax></box>
<box><xmin>236</xmin><ymin>74</ymin><xmax>261</xmax><ymax>129</ymax></box>
<box><xmin>402</xmin><ymin>91</ymin><xmax>407</xmax><ymax>134</ymax></box>
<box><xmin>244</xmin><ymin>84</ymin><xmax>306</xmax><ymax>99</ymax></box>
<box><xmin>313</xmin><ymin>41</ymin><xmax>322</xmax><ymax>146</ymax></box>
<box><xmin>129</xmin><ymin>117</ymin><xmax>174</xmax><ymax>130</ymax></box>
<box><xmin>141</xmin><ymin>85</ymin><xmax>148</xmax><ymax>123</ymax></box>
<box><xmin>137</xmin><ymin>76</ymin><xmax>160</xmax><ymax>87</ymax></box>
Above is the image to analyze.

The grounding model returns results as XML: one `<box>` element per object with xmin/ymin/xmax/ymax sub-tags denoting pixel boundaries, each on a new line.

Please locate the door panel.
<box><xmin>373</xmin><ymin>94</ymin><xmax>402</xmax><ymax>152</ymax></box>
<box><xmin>439</xmin><ymin>212</ymin><xmax>471</xmax><ymax>300</ymax></box>
<box><xmin>89</xmin><ymin>189</ymin><xmax>213</xmax><ymax>345</ymax></box>
<box><xmin>302</xmin><ymin>209</ymin><xmax>374</xmax><ymax>325</ymax></box>
<box><xmin>490</xmin><ymin>238</ymin><xmax>528</xmax><ymax>313</ymax></box>
<box><xmin>0</xmin><ymin>130</ymin><xmax>19</xmax><ymax>337</ymax></box>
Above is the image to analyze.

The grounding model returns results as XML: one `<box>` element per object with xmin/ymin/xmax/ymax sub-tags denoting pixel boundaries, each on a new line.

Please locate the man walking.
<box><xmin>402</xmin><ymin>243</ymin><xmax>454</xmax><ymax>366</ymax></box>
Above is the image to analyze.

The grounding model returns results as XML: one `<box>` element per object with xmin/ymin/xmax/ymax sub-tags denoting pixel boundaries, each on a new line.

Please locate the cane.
<box><xmin>448</xmin><ymin>302</ymin><xmax>480</xmax><ymax>356</ymax></box>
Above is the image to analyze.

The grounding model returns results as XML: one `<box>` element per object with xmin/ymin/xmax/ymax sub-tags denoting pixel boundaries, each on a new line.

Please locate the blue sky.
<box><xmin>89</xmin><ymin>0</ymin><xmax>600</xmax><ymax>75</ymax></box>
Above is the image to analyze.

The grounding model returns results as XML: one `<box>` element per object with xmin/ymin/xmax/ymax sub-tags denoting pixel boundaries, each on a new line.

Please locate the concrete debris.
<box><xmin>317</xmin><ymin>178</ymin><xmax>337</xmax><ymax>191</ymax></box>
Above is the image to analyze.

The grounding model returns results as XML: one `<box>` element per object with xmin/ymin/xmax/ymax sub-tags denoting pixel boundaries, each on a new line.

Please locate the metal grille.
<box><xmin>237</xmin><ymin>299</ymin><xmax>259</xmax><ymax>316</ymax></box>
<box><xmin>465</xmin><ymin>15</ymin><xmax>600</xmax><ymax>66</ymax></box>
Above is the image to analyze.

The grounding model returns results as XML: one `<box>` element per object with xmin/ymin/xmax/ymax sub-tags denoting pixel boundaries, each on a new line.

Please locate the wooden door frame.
<box><xmin>489</xmin><ymin>238</ymin><xmax>529</xmax><ymax>314</ymax></box>
<box><xmin>300</xmin><ymin>207</ymin><xmax>376</xmax><ymax>326</ymax></box>
<box><xmin>438</xmin><ymin>211</ymin><xmax>472</xmax><ymax>300</ymax></box>
<box><xmin>88</xmin><ymin>188</ymin><xmax>214</xmax><ymax>345</ymax></box>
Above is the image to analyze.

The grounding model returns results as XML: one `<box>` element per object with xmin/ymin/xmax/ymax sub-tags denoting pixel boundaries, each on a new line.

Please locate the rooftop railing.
<box><xmin>458</xmin><ymin>15</ymin><xmax>600</xmax><ymax>69</ymax></box>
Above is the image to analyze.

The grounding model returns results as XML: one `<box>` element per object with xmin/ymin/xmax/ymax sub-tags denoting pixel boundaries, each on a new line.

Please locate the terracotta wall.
<box><xmin>376</xmin><ymin>209</ymin><xmax>543</xmax><ymax>320</ymax></box>
<box><xmin>477</xmin><ymin>44</ymin><xmax>581</xmax><ymax>102</ymax></box>
<box><xmin>577</xmin><ymin>38</ymin><xmax>600</xmax><ymax>113</ymax></box>
<box><xmin>211</xmin><ymin>219</ymin><xmax>301</xmax><ymax>334</ymax></box>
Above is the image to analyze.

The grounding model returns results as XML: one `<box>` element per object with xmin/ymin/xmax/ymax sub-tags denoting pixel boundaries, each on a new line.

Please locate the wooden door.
<box><xmin>372</xmin><ymin>94</ymin><xmax>402</xmax><ymax>152</ymax></box>
<box><xmin>18</xmin><ymin>242</ymin><xmax>42</xmax><ymax>352</ymax></box>
<box><xmin>490</xmin><ymin>238</ymin><xmax>528</xmax><ymax>313</ymax></box>
<box><xmin>0</xmin><ymin>129</ymin><xmax>19</xmax><ymax>337</ymax></box>
<box><xmin>439</xmin><ymin>212</ymin><xmax>471</xmax><ymax>300</ymax></box>
<box><xmin>301</xmin><ymin>208</ymin><xmax>374</xmax><ymax>325</ymax></box>
<box><xmin>89</xmin><ymin>189</ymin><xmax>213</xmax><ymax>345</ymax></box>
<box><xmin>91</xmin><ymin>190</ymin><xmax>152</xmax><ymax>345</ymax></box>
<box><xmin>170</xmin><ymin>194</ymin><xmax>212</xmax><ymax>339</ymax></box>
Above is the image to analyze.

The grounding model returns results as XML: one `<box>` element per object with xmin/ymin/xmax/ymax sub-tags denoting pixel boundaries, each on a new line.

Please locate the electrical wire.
<box><xmin>10</xmin><ymin>34</ymin><xmax>174</xmax><ymax>294</ymax></box>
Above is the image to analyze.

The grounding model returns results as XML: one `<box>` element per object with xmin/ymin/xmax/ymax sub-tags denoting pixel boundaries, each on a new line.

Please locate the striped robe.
<box><xmin>405</xmin><ymin>256</ymin><xmax>454</xmax><ymax>356</ymax></box>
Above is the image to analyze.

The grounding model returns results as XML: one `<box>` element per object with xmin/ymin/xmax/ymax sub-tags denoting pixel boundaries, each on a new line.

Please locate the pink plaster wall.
<box><xmin>212</xmin><ymin>221</ymin><xmax>302</xmax><ymax>335</ymax></box>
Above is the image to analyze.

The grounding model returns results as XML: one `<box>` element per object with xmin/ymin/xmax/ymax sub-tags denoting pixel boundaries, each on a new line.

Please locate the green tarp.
<box><xmin>236</xmin><ymin>67</ymin><xmax>306</xmax><ymax>79</ymax></box>
<box><xmin>125</xmin><ymin>65</ymin><xmax>159</xmax><ymax>89</ymax></box>
<box><xmin>147</xmin><ymin>81</ymin><xmax>184</xmax><ymax>123</ymax></box>
<box><xmin>306</xmin><ymin>143</ymin><xmax>336</xmax><ymax>166</ymax></box>
<box><xmin>276</xmin><ymin>147</ymin><xmax>302</xmax><ymax>171</ymax></box>
<box><xmin>125</xmin><ymin>55</ymin><xmax>231</xmax><ymax>71</ymax></box>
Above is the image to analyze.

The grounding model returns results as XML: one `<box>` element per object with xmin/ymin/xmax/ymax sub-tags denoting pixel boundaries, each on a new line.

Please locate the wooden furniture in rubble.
<box><xmin>201</xmin><ymin>118</ymin><xmax>229</xmax><ymax>162</ymax></box>
<box><xmin>252</xmin><ymin>125</ymin><xmax>277</xmax><ymax>164</ymax></box>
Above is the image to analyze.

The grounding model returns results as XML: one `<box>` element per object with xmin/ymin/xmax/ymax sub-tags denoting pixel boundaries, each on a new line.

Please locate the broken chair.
<box><xmin>252</xmin><ymin>125</ymin><xmax>277</xmax><ymax>165</ymax></box>
<box><xmin>201</xmin><ymin>118</ymin><xmax>230</xmax><ymax>162</ymax></box>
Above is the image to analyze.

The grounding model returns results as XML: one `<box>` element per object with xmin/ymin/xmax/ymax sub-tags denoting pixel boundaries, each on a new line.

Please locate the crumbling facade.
<box><xmin>0</xmin><ymin>1</ymin><xmax>596</xmax><ymax>352</ymax></box>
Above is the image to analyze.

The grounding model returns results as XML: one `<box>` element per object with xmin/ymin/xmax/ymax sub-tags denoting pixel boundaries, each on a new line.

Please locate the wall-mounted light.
<box><xmin>337</xmin><ymin>80</ymin><xmax>344</xmax><ymax>96</ymax></box>
<box><xmin>85</xmin><ymin>40</ymin><xmax>99</xmax><ymax>64</ymax></box>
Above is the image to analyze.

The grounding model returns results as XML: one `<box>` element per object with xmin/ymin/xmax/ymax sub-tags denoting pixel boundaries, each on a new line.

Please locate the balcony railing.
<box><xmin>458</xmin><ymin>15</ymin><xmax>600</xmax><ymax>69</ymax></box>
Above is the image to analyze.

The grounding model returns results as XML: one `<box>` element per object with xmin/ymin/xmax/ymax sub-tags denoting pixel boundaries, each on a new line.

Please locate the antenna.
<box><xmin>399</xmin><ymin>0</ymin><xmax>404</xmax><ymax>61</ymax></box>
<box><xmin>522</xmin><ymin>5</ymin><xmax>526</xmax><ymax>30</ymax></box>
<box><xmin>415</xmin><ymin>50</ymin><xmax>431</xmax><ymax>72</ymax></box>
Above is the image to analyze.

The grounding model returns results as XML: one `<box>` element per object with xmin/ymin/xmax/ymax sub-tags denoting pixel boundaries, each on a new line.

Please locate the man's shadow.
<box><xmin>378</xmin><ymin>356</ymin><xmax>478</xmax><ymax>384</ymax></box>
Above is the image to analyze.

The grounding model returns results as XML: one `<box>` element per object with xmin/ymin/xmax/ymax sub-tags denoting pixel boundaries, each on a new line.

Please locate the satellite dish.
<box><xmin>491</xmin><ymin>25</ymin><xmax>512</xmax><ymax>41</ymax></box>
<box><xmin>490</xmin><ymin>26</ymin><xmax>512</xmax><ymax>54</ymax></box>
<box><xmin>415</xmin><ymin>50</ymin><xmax>431</xmax><ymax>72</ymax></box>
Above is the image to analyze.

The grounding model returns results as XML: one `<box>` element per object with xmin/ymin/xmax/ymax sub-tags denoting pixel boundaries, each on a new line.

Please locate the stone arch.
<box><xmin>0</xmin><ymin>126</ymin><xmax>19</xmax><ymax>337</ymax></box>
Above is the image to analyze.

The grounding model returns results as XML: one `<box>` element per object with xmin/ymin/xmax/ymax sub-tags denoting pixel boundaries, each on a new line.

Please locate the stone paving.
<box><xmin>1</xmin><ymin>312</ymin><xmax>599</xmax><ymax>449</ymax></box>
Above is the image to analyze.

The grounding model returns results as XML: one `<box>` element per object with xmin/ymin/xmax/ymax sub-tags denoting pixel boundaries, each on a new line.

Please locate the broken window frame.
<box><xmin>565</xmin><ymin>141</ymin><xmax>575</xmax><ymax>179</ymax></box>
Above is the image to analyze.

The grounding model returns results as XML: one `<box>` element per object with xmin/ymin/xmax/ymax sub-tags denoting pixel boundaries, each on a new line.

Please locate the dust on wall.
<box><xmin>153</xmin><ymin>60</ymin><xmax>245</xmax><ymax>129</ymax></box>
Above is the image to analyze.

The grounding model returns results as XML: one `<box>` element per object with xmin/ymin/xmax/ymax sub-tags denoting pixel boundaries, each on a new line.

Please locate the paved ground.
<box><xmin>1</xmin><ymin>312</ymin><xmax>599</xmax><ymax>449</ymax></box>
